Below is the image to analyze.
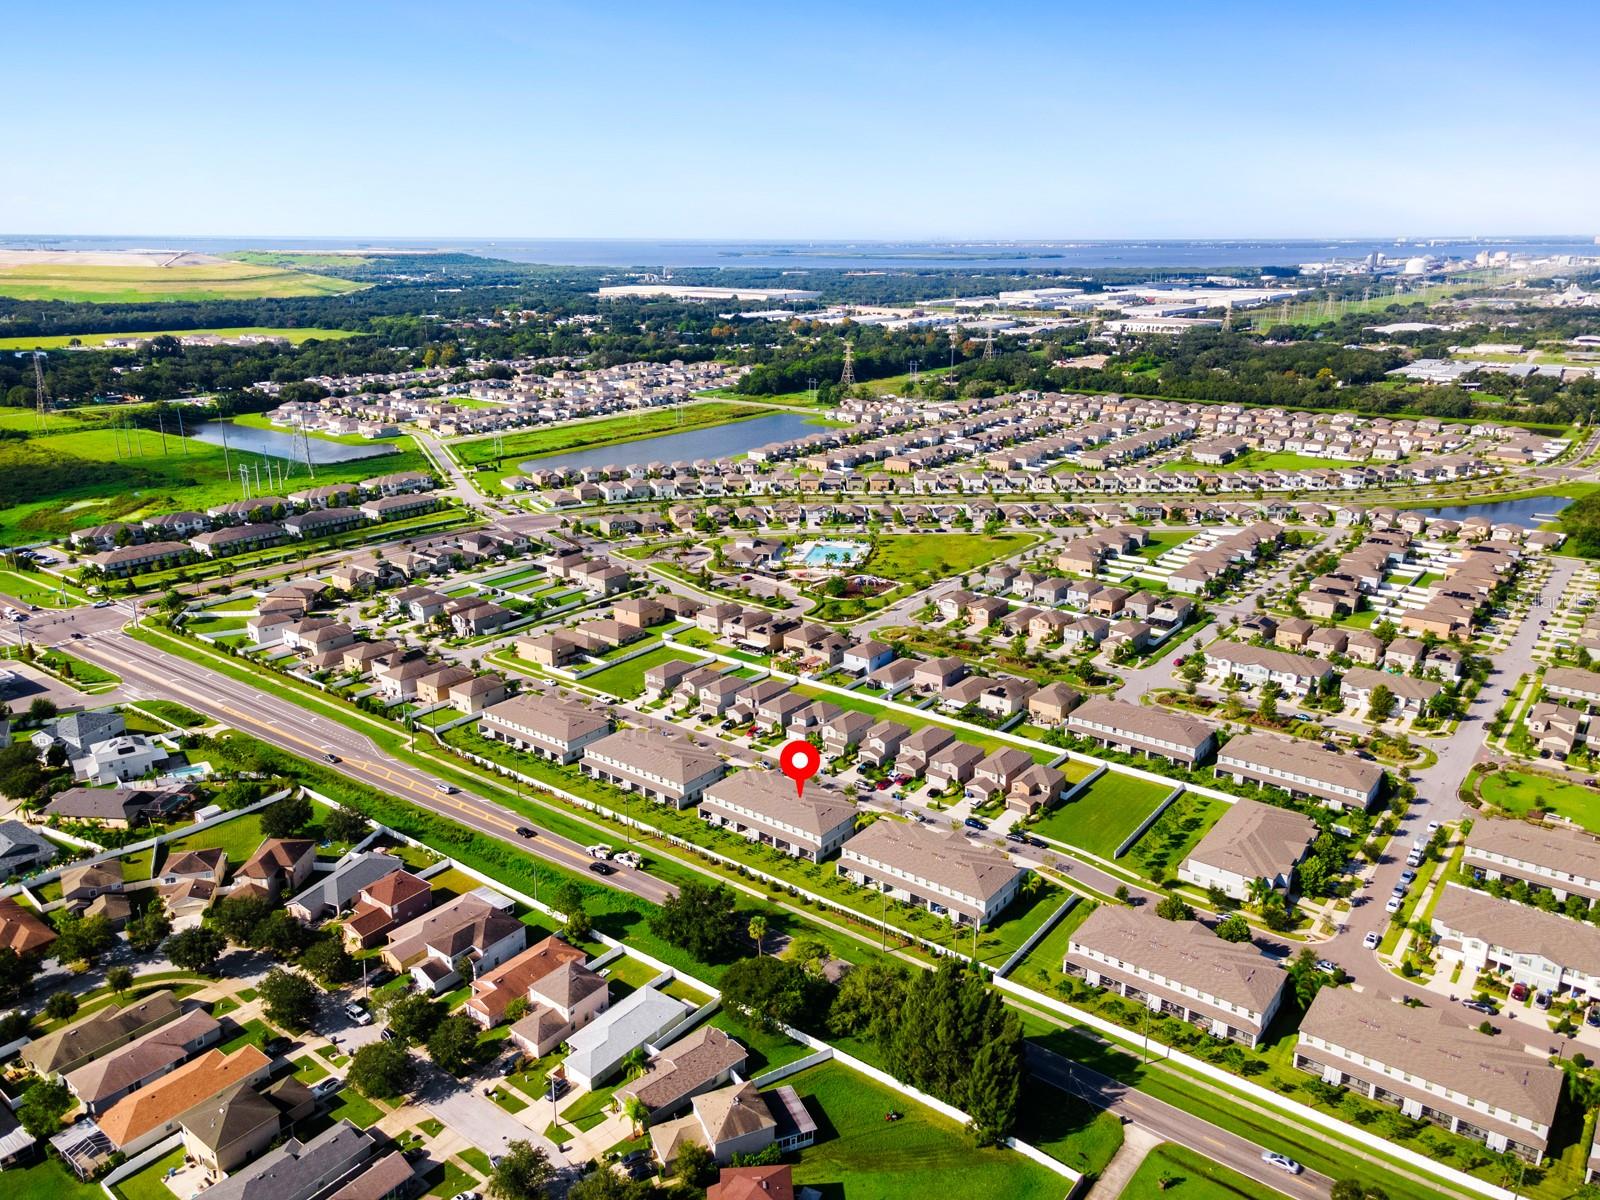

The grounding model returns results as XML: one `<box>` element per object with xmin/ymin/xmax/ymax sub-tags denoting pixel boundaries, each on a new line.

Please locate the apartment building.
<box><xmin>1431</xmin><ymin>884</ymin><xmax>1600</xmax><ymax>996</ymax></box>
<box><xmin>1295</xmin><ymin>988</ymin><xmax>1562</xmax><ymax>1161</ymax></box>
<box><xmin>581</xmin><ymin>727</ymin><xmax>727</xmax><ymax>808</ymax></box>
<box><xmin>1064</xmin><ymin>904</ymin><xmax>1289</xmax><ymax>1046</ymax></box>
<box><xmin>836</xmin><ymin>819</ymin><xmax>1024</xmax><ymax>926</ymax></box>
<box><xmin>1463</xmin><ymin>817</ymin><xmax>1600</xmax><ymax>907</ymax></box>
<box><xmin>479</xmin><ymin>692</ymin><xmax>614</xmax><ymax>764</ymax></box>
<box><xmin>1178</xmin><ymin>797</ymin><xmax>1319</xmax><ymax>901</ymax></box>
<box><xmin>698</xmin><ymin>771</ymin><xmax>858</xmax><ymax>862</ymax></box>
<box><xmin>1215</xmin><ymin>732</ymin><xmax>1384</xmax><ymax>811</ymax></box>
<box><xmin>1067</xmin><ymin>697</ymin><xmax>1217</xmax><ymax>765</ymax></box>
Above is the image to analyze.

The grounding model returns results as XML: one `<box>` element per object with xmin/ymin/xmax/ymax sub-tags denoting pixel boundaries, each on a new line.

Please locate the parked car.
<box><xmin>1511</xmin><ymin>982</ymin><xmax>1530</xmax><ymax>1002</ymax></box>
<box><xmin>1314</xmin><ymin>959</ymin><xmax>1340</xmax><ymax>976</ymax></box>
<box><xmin>1261</xmin><ymin>1152</ymin><xmax>1302</xmax><ymax>1175</ymax></box>
<box><xmin>963</xmin><ymin>817</ymin><xmax>987</xmax><ymax>830</ymax></box>
<box><xmin>1535</xmin><ymin>991</ymin><xmax>1551</xmax><ymax>1010</ymax></box>
<box><xmin>1462</xmin><ymin>1000</ymin><xmax>1496</xmax><ymax>1015</ymax></box>
<box><xmin>1385</xmin><ymin>895</ymin><xmax>1402</xmax><ymax>913</ymax></box>
<box><xmin>1586</xmin><ymin>1006</ymin><xmax>1600</xmax><ymax>1028</ymax></box>
<box><xmin>1005</xmin><ymin>832</ymin><xmax>1025</xmax><ymax>844</ymax></box>
<box><xmin>312</xmin><ymin>1078</ymin><xmax>343</xmax><ymax>1099</ymax></box>
<box><xmin>1399</xmin><ymin>870</ymin><xmax>1416</xmax><ymax>885</ymax></box>
<box><xmin>1362</xmin><ymin>931</ymin><xmax>1380</xmax><ymax>950</ymax></box>
<box><xmin>342</xmin><ymin>1001</ymin><xmax>372</xmax><ymax>1026</ymax></box>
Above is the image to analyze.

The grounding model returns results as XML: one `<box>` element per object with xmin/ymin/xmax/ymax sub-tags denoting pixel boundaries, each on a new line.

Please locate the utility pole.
<box><xmin>156</xmin><ymin>408</ymin><xmax>168</xmax><ymax>454</ymax></box>
<box><xmin>220</xmin><ymin>427</ymin><xmax>231</xmax><ymax>478</ymax></box>
<box><xmin>238</xmin><ymin>464</ymin><xmax>250</xmax><ymax>499</ymax></box>
<box><xmin>32</xmin><ymin>353</ymin><xmax>47</xmax><ymax>430</ymax></box>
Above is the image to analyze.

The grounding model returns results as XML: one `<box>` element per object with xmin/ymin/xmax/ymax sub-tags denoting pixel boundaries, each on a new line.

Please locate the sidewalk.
<box><xmin>1085</xmin><ymin>1123</ymin><xmax>1159</xmax><ymax>1200</ymax></box>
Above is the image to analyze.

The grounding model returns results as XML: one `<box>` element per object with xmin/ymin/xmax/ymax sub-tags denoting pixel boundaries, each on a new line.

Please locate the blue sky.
<box><xmin>7</xmin><ymin>0</ymin><xmax>1597</xmax><ymax>239</ymax></box>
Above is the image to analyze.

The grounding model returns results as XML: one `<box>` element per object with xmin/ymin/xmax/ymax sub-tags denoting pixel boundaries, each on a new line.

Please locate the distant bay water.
<box><xmin>2</xmin><ymin>234</ymin><xmax>1595</xmax><ymax>271</ymax></box>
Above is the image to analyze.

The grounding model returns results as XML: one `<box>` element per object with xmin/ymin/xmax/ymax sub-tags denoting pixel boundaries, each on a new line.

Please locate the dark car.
<box><xmin>1586</xmin><ymin>1006</ymin><xmax>1600</xmax><ymax>1028</ymax></box>
<box><xmin>589</xmin><ymin>862</ymin><xmax>615</xmax><ymax>876</ymax></box>
<box><xmin>515</xmin><ymin>826</ymin><xmax>535</xmax><ymax>838</ymax></box>
<box><xmin>324</xmin><ymin>753</ymin><xmax>341</xmax><ymax>763</ymax></box>
<box><xmin>963</xmin><ymin>817</ymin><xmax>987</xmax><ymax>830</ymax></box>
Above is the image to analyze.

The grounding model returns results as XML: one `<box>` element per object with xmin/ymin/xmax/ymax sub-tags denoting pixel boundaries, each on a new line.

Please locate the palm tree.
<box><xmin>1246</xmin><ymin>877</ymin><xmax>1273</xmax><ymax>913</ymax></box>
<box><xmin>621</xmin><ymin>1046</ymin><xmax>649</xmax><ymax>1081</ymax></box>
<box><xmin>622</xmin><ymin>1095</ymin><xmax>649</xmax><ymax>1138</ymax></box>
<box><xmin>748</xmin><ymin>915</ymin><xmax>768</xmax><ymax>956</ymax></box>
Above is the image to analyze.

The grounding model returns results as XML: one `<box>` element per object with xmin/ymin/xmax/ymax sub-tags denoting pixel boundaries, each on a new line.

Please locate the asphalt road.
<box><xmin>42</xmin><ymin>612</ymin><xmax>676</xmax><ymax>908</ymax></box>
<box><xmin>1026</xmin><ymin>1042</ymin><xmax>1329</xmax><ymax>1200</ymax></box>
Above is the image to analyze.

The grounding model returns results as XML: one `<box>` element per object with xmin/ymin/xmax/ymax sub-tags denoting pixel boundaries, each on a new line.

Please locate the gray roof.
<box><xmin>1068</xmin><ymin>696</ymin><xmax>1216</xmax><ymax>753</ymax></box>
<box><xmin>701</xmin><ymin>771</ymin><xmax>857</xmax><ymax>841</ymax></box>
<box><xmin>1465</xmin><ymin>818</ymin><xmax>1600</xmax><ymax>890</ymax></box>
<box><xmin>840</xmin><ymin>819</ymin><xmax>1023</xmax><ymax>914</ymax></box>
<box><xmin>54</xmin><ymin>710</ymin><xmax>125</xmax><ymax>752</ymax></box>
<box><xmin>1432</xmin><ymin>884</ymin><xmax>1600</xmax><ymax>976</ymax></box>
<box><xmin>1068</xmin><ymin>904</ymin><xmax>1288</xmax><ymax>1021</ymax></box>
<box><xmin>1205</xmin><ymin>640</ymin><xmax>1334</xmax><ymax>681</ymax></box>
<box><xmin>287</xmin><ymin>852</ymin><xmax>405</xmax><ymax>920</ymax></box>
<box><xmin>1216</xmin><ymin>733</ymin><xmax>1384</xmax><ymax>801</ymax></box>
<box><xmin>1299</xmin><ymin>987</ymin><xmax>1563</xmax><ymax>1131</ymax></box>
<box><xmin>1181</xmin><ymin>797</ymin><xmax>1318</xmax><ymax>882</ymax></box>
<box><xmin>565</xmin><ymin>987</ymin><xmax>692</xmax><ymax>1083</ymax></box>
<box><xmin>0</xmin><ymin>819</ymin><xmax>58</xmax><ymax>871</ymax></box>
<box><xmin>196</xmin><ymin>1119</ymin><xmax>377</xmax><ymax>1200</ymax></box>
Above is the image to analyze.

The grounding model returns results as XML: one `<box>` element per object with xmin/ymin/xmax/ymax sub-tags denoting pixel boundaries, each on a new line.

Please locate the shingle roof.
<box><xmin>1182</xmin><ymin>797</ymin><xmax>1317</xmax><ymax>882</ymax></box>
<box><xmin>1432</xmin><ymin>884</ymin><xmax>1600</xmax><ymax>975</ymax></box>
<box><xmin>97</xmin><ymin>1045</ymin><xmax>271</xmax><ymax>1148</ymax></box>
<box><xmin>840</xmin><ymin>819</ymin><xmax>1022</xmax><ymax>914</ymax></box>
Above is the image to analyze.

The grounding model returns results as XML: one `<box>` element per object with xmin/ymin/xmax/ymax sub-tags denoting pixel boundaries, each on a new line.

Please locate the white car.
<box><xmin>312</xmin><ymin>1078</ymin><xmax>343</xmax><ymax>1099</ymax></box>
<box><xmin>1261</xmin><ymin>1151</ymin><xmax>1303</xmax><ymax>1175</ymax></box>
<box><xmin>1385</xmin><ymin>895</ymin><xmax>1403</xmax><ymax>913</ymax></box>
<box><xmin>1363</xmin><ymin>930</ymin><xmax>1380</xmax><ymax>950</ymax></box>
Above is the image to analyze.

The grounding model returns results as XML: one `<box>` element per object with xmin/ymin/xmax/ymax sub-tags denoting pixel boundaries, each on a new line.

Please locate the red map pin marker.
<box><xmin>779</xmin><ymin>740</ymin><xmax>820</xmax><ymax>799</ymax></box>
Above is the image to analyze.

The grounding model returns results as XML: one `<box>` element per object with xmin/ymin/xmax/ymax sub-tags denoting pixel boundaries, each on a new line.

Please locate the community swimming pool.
<box><xmin>799</xmin><ymin>540</ymin><xmax>868</xmax><ymax>567</ymax></box>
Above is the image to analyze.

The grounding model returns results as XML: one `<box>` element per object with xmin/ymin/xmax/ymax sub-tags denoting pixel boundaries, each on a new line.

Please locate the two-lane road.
<box><xmin>48</xmin><ymin>618</ymin><xmax>675</xmax><ymax>908</ymax></box>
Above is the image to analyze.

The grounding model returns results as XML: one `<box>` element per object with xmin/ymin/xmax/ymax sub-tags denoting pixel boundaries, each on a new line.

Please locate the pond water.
<box><xmin>1412</xmin><ymin>495</ymin><xmax>1572</xmax><ymax>528</ymax></box>
<box><xmin>520</xmin><ymin>411</ymin><xmax>819</xmax><ymax>474</ymax></box>
<box><xmin>190</xmin><ymin>420</ymin><xmax>397</xmax><ymax>464</ymax></box>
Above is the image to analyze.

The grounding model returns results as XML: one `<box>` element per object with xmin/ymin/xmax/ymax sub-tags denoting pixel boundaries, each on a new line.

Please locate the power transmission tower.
<box><xmin>32</xmin><ymin>353</ymin><xmax>47</xmax><ymax>429</ymax></box>
<box><xmin>982</xmin><ymin>333</ymin><xmax>995</xmax><ymax>360</ymax></box>
<box><xmin>838</xmin><ymin>341</ymin><xmax>855</xmax><ymax>389</ymax></box>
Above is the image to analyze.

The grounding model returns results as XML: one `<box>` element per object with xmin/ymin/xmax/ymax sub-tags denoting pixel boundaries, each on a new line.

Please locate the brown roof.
<box><xmin>1432</xmin><ymin>884</ymin><xmax>1600</xmax><ymax>975</ymax></box>
<box><xmin>66</xmin><ymin>1009</ymin><xmax>224</xmax><ymax>1105</ymax></box>
<box><xmin>97</xmin><ymin>1045</ymin><xmax>271</xmax><ymax>1147</ymax></box>
<box><xmin>325</xmin><ymin>1150</ymin><xmax>415</xmax><ymax>1200</ymax></box>
<box><xmin>0</xmin><ymin>897</ymin><xmax>56</xmax><ymax>955</ymax></box>
<box><xmin>1068</xmin><ymin>696</ymin><xmax>1215</xmax><ymax>753</ymax></box>
<box><xmin>237</xmin><ymin>838</ymin><xmax>314</xmax><ymax>882</ymax></box>
<box><xmin>695</xmin><ymin>1080</ymin><xmax>775</xmax><ymax>1144</ymax></box>
<box><xmin>360</xmin><ymin>870</ymin><xmax>431</xmax><ymax>909</ymax></box>
<box><xmin>708</xmin><ymin>1165</ymin><xmax>795</xmax><ymax>1200</ymax></box>
<box><xmin>465</xmin><ymin>935</ymin><xmax>586</xmax><ymax>1023</ymax></box>
<box><xmin>1466</xmin><ymin>818</ymin><xmax>1600</xmax><ymax>890</ymax></box>
<box><xmin>624</xmin><ymin>1025</ymin><xmax>748</xmax><ymax>1113</ymax></box>
<box><xmin>164</xmin><ymin>848</ymin><xmax>225</xmax><ymax>877</ymax></box>
<box><xmin>1217</xmin><ymin>733</ymin><xmax>1384</xmax><ymax>801</ymax></box>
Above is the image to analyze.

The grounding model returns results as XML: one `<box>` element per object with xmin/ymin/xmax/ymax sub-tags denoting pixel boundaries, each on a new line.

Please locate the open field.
<box><xmin>0</xmin><ymin>258</ymin><xmax>367</xmax><ymax>303</ymax></box>
<box><xmin>0</xmin><ymin>423</ymin><xmax>428</xmax><ymax>543</ymax></box>
<box><xmin>863</xmin><ymin>532</ymin><xmax>1037</xmax><ymax>583</ymax></box>
<box><xmin>781</xmin><ymin>1060</ymin><xmax>1067</xmax><ymax>1200</ymax></box>
<box><xmin>1478</xmin><ymin>767</ymin><xmax>1600</xmax><ymax>834</ymax></box>
<box><xmin>582</xmin><ymin>645</ymin><xmax>707</xmax><ymax>700</ymax></box>
<box><xmin>451</xmin><ymin>402</ymin><xmax>774</xmax><ymax>469</ymax></box>
<box><xmin>0</xmin><ymin>326</ymin><xmax>361</xmax><ymax>350</ymax></box>
<box><xmin>1031</xmin><ymin>771</ymin><xmax>1173</xmax><ymax>856</ymax></box>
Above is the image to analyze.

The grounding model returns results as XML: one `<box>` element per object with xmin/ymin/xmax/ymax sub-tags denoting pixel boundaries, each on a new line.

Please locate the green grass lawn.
<box><xmin>1478</xmin><ymin>768</ymin><xmax>1600</xmax><ymax>834</ymax></box>
<box><xmin>780</xmin><ymin>1060</ymin><xmax>1066</xmax><ymax>1200</ymax></box>
<box><xmin>0</xmin><ymin>419</ymin><xmax>431</xmax><ymax>543</ymax></box>
<box><xmin>582</xmin><ymin>645</ymin><xmax>708</xmax><ymax>700</ymax></box>
<box><xmin>0</xmin><ymin>567</ymin><xmax>83</xmax><ymax>605</ymax></box>
<box><xmin>292</xmin><ymin>1054</ymin><xmax>331</xmax><ymax>1083</ymax></box>
<box><xmin>163</xmin><ymin>809</ymin><xmax>272</xmax><ymax>867</ymax></box>
<box><xmin>1008</xmin><ymin>899</ymin><xmax>1098</xmax><ymax>993</ymax></box>
<box><xmin>1123</xmin><ymin>790</ymin><xmax>1229</xmax><ymax>880</ymax></box>
<box><xmin>7</xmin><ymin>1158</ymin><xmax>103</xmax><ymax>1200</ymax></box>
<box><xmin>1012</xmin><ymin>1077</ymin><xmax>1125</xmax><ymax>1177</ymax></box>
<box><xmin>708</xmin><ymin>1009</ymin><xmax>816</xmax><ymax>1075</ymax></box>
<box><xmin>327</xmin><ymin>1089</ymin><xmax>385</xmax><ymax>1128</ymax></box>
<box><xmin>1133</xmin><ymin>530</ymin><xmax>1200</xmax><ymax>559</ymax></box>
<box><xmin>1119</xmin><ymin>1143</ymin><xmax>1262</xmax><ymax>1200</ymax></box>
<box><xmin>453</xmin><ymin>402</ymin><xmax>772</xmax><ymax>469</ymax></box>
<box><xmin>110</xmin><ymin>1146</ymin><xmax>186</xmax><ymax>1200</ymax></box>
<box><xmin>219</xmin><ymin>1017</ymin><xmax>273</xmax><ymax>1054</ymax></box>
<box><xmin>863</xmin><ymin>532</ymin><xmax>1037</xmax><ymax>583</ymax></box>
<box><xmin>1030</xmin><ymin>771</ymin><xmax>1173</xmax><ymax>857</ymax></box>
<box><xmin>0</xmin><ymin>326</ymin><xmax>359</xmax><ymax>350</ymax></box>
<box><xmin>425</xmin><ymin>1161</ymin><xmax>478</xmax><ymax>1199</ymax></box>
<box><xmin>560</xmin><ymin>1082</ymin><xmax>621</xmax><ymax>1131</ymax></box>
<box><xmin>458</xmin><ymin>1148</ymin><xmax>493</xmax><ymax>1175</ymax></box>
<box><xmin>134</xmin><ymin>699</ymin><xmax>211</xmax><ymax>727</ymax></box>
